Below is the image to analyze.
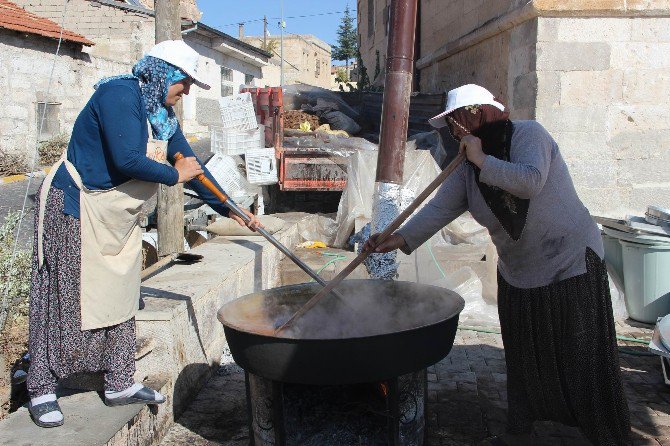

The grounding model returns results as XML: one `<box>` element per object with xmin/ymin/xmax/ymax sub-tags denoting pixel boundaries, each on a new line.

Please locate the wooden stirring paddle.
<box><xmin>275</xmin><ymin>153</ymin><xmax>467</xmax><ymax>334</ymax></box>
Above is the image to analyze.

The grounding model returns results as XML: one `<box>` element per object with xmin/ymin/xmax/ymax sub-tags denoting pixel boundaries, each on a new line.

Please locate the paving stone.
<box><xmin>159</xmin><ymin>320</ymin><xmax>670</xmax><ymax>445</ymax></box>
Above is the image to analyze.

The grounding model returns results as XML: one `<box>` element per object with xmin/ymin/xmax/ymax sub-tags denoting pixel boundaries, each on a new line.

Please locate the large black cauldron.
<box><xmin>218</xmin><ymin>280</ymin><xmax>464</xmax><ymax>385</ymax></box>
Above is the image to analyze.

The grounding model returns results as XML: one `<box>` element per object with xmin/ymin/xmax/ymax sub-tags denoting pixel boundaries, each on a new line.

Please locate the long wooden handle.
<box><xmin>274</xmin><ymin>152</ymin><xmax>467</xmax><ymax>334</ymax></box>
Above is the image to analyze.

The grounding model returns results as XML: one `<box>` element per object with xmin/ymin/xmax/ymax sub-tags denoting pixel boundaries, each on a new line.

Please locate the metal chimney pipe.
<box><xmin>375</xmin><ymin>0</ymin><xmax>418</xmax><ymax>184</ymax></box>
<box><xmin>367</xmin><ymin>0</ymin><xmax>418</xmax><ymax>280</ymax></box>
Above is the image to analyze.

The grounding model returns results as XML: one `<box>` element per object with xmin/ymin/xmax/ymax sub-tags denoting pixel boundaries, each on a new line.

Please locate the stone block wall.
<box><xmin>244</xmin><ymin>35</ymin><xmax>332</xmax><ymax>89</ymax></box>
<box><xmin>13</xmin><ymin>0</ymin><xmax>155</xmax><ymax>64</ymax></box>
<box><xmin>536</xmin><ymin>16</ymin><xmax>670</xmax><ymax>215</ymax></box>
<box><xmin>358</xmin><ymin>0</ymin><xmax>670</xmax><ymax>216</ymax></box>
<box><xmin>0</xmin><ymin>30</ymin><xmax>127</xmax><ymax>157</ymax></box>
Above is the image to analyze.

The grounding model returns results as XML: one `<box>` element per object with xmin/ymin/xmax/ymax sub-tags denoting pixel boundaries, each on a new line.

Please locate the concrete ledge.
<box><xmin>0</xmin><ymin>169</ymin><xmax>49</xmax><ymax>184</ymax></box>
<box><xmin>0</xmin><ymin>374</ymin><xmax>170</xmax><ymax>446</ymax></box>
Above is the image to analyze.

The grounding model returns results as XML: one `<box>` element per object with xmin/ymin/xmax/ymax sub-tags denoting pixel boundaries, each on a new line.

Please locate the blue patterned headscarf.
<box><xmin>94</xmin><ymin>56</ymin><xmax>187</xmax><ymax>140</ymax></box>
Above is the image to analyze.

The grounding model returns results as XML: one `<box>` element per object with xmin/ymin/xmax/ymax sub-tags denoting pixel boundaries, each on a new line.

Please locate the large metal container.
<box><xmin>218</xmin><ymin>280</ymin><xmax>464</xmax><ymax>385</ymax></box>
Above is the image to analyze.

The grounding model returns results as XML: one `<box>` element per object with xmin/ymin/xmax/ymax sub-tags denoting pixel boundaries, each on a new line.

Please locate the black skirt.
<box><xmin>498</xmin><ymin>247</ymin><xmax>631</xmax><ymax>445</ymax></box>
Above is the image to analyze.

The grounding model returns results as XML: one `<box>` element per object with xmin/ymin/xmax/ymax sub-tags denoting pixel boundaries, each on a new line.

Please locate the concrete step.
<box><xmin>0</xmin><ymin>374</ymin><xmax>171</xmax><ymax>446</ymax></box>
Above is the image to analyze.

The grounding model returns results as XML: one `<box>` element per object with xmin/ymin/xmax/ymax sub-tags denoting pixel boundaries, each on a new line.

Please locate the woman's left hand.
<box><xmin>459</xmin><ymin>135</ymin><xmax>487</xmax><ymax>168</ymax></box>
<box><xmin>230</xmin><ymin>209</ymin><xmax>263</xmax><ymax>232</ymax></box>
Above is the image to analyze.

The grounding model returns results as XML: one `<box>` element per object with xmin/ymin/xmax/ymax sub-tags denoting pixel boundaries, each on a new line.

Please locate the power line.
<box><xmin>216</xmin><ymin>10</ymin><xmax>347</xmax><ymax>28</ymax></box>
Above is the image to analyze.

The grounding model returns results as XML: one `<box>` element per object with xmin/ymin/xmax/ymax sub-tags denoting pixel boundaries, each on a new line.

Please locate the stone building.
<box><xmin>0</xmin><ymin>0</ymin><xmax>127</xmax><ymax>159</ymax></box>
<box><xmin>1</xmin><ymin>0</ymin><xmax>273</xmax><ymax>157</ymax></box>
<box><xmin>357</xmin><ymin>0</ymin><xmax>670</xmax><ymax>216</ymax></box>
<box><xmin>244</xmin><ymin>33</ymin><xmax>332</xmax><ymax>89</ymax></box>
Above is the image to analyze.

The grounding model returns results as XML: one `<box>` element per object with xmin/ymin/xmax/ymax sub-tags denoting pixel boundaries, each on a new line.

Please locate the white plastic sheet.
<box><xmin>333</xmin><ymin>147</ymin><xmax>439</xmax><ymax>248</ymax></box>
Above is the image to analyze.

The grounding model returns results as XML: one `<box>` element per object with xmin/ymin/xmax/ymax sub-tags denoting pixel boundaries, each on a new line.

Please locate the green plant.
<box><xmin>261</xmin><ymin>39</ymin><xmax>279</xmax><ymax>54</ymax></box>
<box><xmin>335</xmin><ymin>68</ymin><xmax>349</xmax><ymax>84</ymax></box>
<box><xmin>0</xmin><ymin>212</ymin><xmax>32</xmax><ymax>332</ymax></box>
<box><xmin>38</xmin><ymin>133</ymin><xmax>69</xmax><ymax>166</ymax></box>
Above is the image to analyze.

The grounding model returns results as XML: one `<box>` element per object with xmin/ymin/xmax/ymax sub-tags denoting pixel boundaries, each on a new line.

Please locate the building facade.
<box><xmin>358</xmin><ymin>0</ymin><xmax>670</xmax><ymax>216</ymax></box>
<box><xmin>244</xmin><ymin>34</ymin><xmax>332</xmax><ymax>89</ymax></box>
<box><xmin>2</xmin><ymin>0</ymin><xmax>272</xmax><ymax>158</ymax></box>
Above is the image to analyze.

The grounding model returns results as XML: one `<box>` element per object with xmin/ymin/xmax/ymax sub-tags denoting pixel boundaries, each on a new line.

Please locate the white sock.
<box><xmin>105</xmin><ymin>383</ymin><xmax>144</xmax><ymax>399</ymax></box>
<box><xmin>31</xmin><ymin>393</ymin><xmax>63</xmax><ymax>424</ymax></box>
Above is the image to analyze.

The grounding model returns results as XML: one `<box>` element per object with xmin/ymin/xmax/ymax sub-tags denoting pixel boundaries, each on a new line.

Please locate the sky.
<box><xmin>196</xmin><ymin>0</ymin><xmax>356</xmax><ymax>63</ymax></box>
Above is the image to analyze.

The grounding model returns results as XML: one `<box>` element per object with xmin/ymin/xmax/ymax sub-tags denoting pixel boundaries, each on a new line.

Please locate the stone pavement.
<box><xmin>160</xmin><ymin>321</ymin><xmax>666</xmax><ymax>446</ymax></box>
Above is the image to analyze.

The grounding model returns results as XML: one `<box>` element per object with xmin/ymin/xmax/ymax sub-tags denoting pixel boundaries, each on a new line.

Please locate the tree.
<box><xmin>331</xmin><ymin>5</ymin><xmax>357</xmax><ymax>70</ymax></box>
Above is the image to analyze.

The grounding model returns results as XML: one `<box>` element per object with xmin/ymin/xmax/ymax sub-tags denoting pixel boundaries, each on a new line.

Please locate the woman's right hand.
<box><xmin>174</xmin><ymin>156</ymin><xmax>203</xmax><ymax>183</ymax></box>
<box><xmin>362</xmin><ymin>233</ymin><xmax>407</xmax><ymax>253</ymax></box>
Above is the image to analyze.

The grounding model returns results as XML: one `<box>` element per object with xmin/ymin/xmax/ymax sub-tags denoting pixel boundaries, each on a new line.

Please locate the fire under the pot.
<box><xmin>246</xmin><ymin>370</ymin><xmax>427</xmax><ymax>446</ymax></box>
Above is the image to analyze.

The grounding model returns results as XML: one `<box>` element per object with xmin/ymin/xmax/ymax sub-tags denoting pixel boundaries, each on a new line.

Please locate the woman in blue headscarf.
<box><xmin>27</xmin><ymin>40</ymin><xmax>260</xmax><ymax>428</ymax></box>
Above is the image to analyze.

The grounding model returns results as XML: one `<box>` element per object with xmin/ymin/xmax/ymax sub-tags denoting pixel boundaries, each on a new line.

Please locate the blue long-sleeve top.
<box><xmin>52</xmin><ymin>78</ymin><xmax>229</xmax><ymax>218</ymax></box>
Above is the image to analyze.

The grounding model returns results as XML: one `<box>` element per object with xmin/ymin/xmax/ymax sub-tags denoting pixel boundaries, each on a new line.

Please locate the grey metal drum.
<box><xmin>218</xmin><ymin>280</ymin><xmax>465</xmax><ymax>385</ymax></box>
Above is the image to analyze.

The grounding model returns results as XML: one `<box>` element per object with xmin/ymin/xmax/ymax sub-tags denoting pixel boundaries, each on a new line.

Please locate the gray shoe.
<box><xmin>104</xmin><ymin>385</ymin><xmax>166</xmax><ymax>407</ymax></box>
<box><xmin>29</xmin><ymin>400</ymin><xmax>64</xmax><ymax>428</ymax></box>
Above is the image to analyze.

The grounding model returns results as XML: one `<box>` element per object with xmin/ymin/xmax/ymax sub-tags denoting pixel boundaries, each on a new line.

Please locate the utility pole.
<box><xmin>263</xmin><ymin>15</ymin><xmax>267</xmax><ymax>49</ymax></box>
<box><xmin>155</xmin><ymin>0</ymin><xmax>185</xmax><ymax>257</ymax></box>
<box><xmin>279</xmin><ymin>0</ymin><xmax>284</xmax><ymax>85</ymax></box>
<box><xmin>367</xmin><ymin>0</ymin><xmax>418</xmax><ymax>279</ymax></box>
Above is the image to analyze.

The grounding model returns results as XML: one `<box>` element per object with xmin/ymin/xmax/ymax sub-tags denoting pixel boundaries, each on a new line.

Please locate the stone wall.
<box><xmin>244</xmin><ymin>35</ymin><xmax>332</xmax><ymax>89</ymax></box>
<box><xmin>0</xmin><ymin>30</ymin><xmax>128</xmax><ymax>157</ymax></box>
<box><xmin>13</xmin><ymin>0</ymin><xmax>155</xmax><ymax>65</ymax></box>
<box><xmin>536</xmin><ymin>16</ymin><xmax>670</xmax><ymax>215</ymax></box>
<box><xmin>358</xmin><ymin>0</ymin><xmax>670</xmax><ymax>216</ymax></box>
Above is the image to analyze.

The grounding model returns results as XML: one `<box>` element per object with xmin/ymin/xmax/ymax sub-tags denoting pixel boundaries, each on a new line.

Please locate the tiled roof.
<box><xmin>0</xmin><ymin>0</ymin><xmax>94</xmax><ymax>46</ymax></box>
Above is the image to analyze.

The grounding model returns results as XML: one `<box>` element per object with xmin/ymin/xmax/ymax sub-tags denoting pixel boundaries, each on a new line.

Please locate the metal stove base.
<box><xmin>245</xmin><ymin>369</ymin><xmax>427</xmax><ymax>446</ymax></box>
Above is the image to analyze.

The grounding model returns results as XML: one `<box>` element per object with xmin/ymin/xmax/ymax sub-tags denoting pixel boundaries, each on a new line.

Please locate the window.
<box><xmin>315</xmin><ymin>58</ymin><xmax>320</xmax><ymax>77</ymax></box>
<box><xmin>221</xmin><ymin>67</ymin><xmax>233</xmax><ymax>82</ymax></box>
<box><xmin>220</xmin><ymin>66</ymin><xmax>234</xmax><ymax>97</ymax></box>
<box><xmin>367</xmin><ymin>0</ymin><xmax>375</xmax><ymax>38</ymax></box>
<box><xmin>35</xmin><ymin>102</ymin><xmax>60</xmax><ymax>141</ymax></box>
<box><xmin>245</xmin><ymin>73</ymin><xmax>255</xmax><ymax>85</ymax></box>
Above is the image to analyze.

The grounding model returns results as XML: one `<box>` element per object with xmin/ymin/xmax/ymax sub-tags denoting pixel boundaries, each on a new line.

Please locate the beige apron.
<box><xmin>38</xmin><ymin>139</ymin><xmax>168</xmax><ymax>330</ymax></box>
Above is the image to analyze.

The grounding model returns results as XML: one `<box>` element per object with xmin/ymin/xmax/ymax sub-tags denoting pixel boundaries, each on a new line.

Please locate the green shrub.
<box><xmin>0</xmin><ymin>212</ymin><xmax>32</xmax><ymax>332</ymax></box>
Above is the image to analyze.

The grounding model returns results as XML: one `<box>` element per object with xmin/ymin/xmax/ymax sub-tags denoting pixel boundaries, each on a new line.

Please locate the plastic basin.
<box><xmin>621</xmin><ymin>240</ymin><xmax>670</xmax><ymax>323</ymax></box>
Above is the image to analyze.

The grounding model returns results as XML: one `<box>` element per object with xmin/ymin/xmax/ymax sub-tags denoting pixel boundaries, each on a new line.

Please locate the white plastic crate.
<box><xmin>204</xmin><ymin>153</ymin><xmax>251</xmax><ymax>198</ymax></box>
<box><xmin>245</xmin><ymin>148</ymin><xmax>278</xmax><ymax>185</ymax></box>
<box><xmin>211</xmin><ymin>125</ymin><xmax>263</xmax><ymax>156</ymax></box>
<box><xmin>218</xmin><ymin>92</ymin><xmax>257</xmax><ymax>131</ymax></box>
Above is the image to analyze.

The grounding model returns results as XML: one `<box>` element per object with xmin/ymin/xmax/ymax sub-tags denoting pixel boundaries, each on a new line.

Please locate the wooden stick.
<box><xmin>274</xmin><ymin>153</ymin><xmax>466</xmax><ymax>334</ymax></box>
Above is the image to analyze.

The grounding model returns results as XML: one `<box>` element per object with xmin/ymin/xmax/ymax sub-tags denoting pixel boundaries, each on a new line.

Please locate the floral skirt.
<box><xmin>27</xmin><ymin>186</ymin><xmax>136</xmax><ymax>398</ymax></box>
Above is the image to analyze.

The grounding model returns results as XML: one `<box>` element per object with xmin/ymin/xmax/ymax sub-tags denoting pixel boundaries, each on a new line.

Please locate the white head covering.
<box><xmin>147</xmin><ymin>40</ymin><xmax>211</xmax><ymax>90</ymax></box>
<box><xmin>428</xmin><ymin>84</ymin><xmax>505</xmax><ymax>128</ymax></box>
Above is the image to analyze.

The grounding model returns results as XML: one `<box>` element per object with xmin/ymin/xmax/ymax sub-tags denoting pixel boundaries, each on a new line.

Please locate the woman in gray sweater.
<box><xmin>365</xmin><ymin>84</ymin><xmax>630</xmax><ymax>445</ymax></box>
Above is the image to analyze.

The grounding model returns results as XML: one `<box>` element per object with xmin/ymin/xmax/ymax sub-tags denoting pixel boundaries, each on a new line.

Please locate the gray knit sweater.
<box><xmin>397</xmin><ymin>120</ymin><xmax>603</xmax><ymax>289</ymax></box>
